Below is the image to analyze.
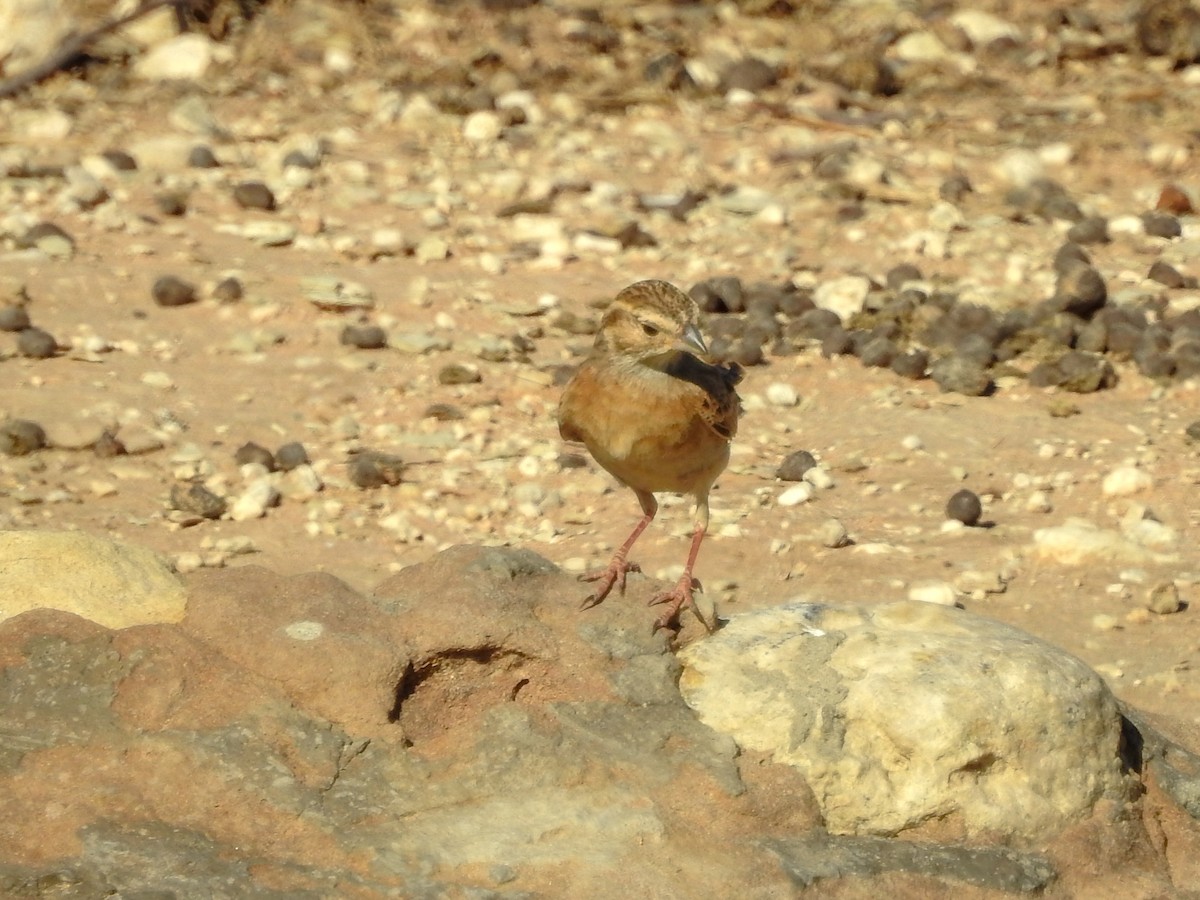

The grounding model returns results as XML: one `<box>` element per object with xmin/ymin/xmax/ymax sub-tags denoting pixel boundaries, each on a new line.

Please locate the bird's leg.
<box><xmin>579</xmin><ymin>490</ymin><xmax>657</xmax><ymax>610</ymax></box>
<box><xmin>648</xmin><ymin>496</ymin><xmax>717</xmax><ymax>633</ymax></box>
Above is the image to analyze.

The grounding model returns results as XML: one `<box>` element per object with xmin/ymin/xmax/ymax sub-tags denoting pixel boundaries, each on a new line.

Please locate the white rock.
<box><xmin>134</xmin><ymin>33</ymin><xmax>217</xmax><ymax>81</ymax></box>
<box><xmin>908</xmin><ymin>580</ymin><xmax>958</xmax><ymax>606</ymax></box>
<box><xmin>679</xmin><ymin>601</ymin><xmax>1127</xmax><ymax>840</ymax></box>
<box><xmin>777</xmin><ymin>483</ymin><xmax>814</xmax><ymax>507</ymax></box>
<box><xmin>765</xmin><ymin>382</ymin><xmax>798</xmax><ymax>407</ymax></box>
<box><xmin>816</xmin><ymin>518</ymin><xmax>849</xmax><ymax>548</ymax></box>
<box><xmin>813</xmin><ymin>275</ymin><xmax>871</xmax><ymax>322</ymax></box>
<box><xmin>994</xmin><ymin>149</ymin><xmax>1044</xmax><ymax>189</ymax></box>
<box><xmin>0</xmin><ymin>0</ymin><xmax>73</xmax><ymax>73</ymax></box>
<box><xmin>1102</xmin><ymin>466</ymin><xmax>1152</xmax><ymax>497</ymax></box>
<box><xmin>463</xmin><ymin>110</ymin><xmax>503</xmax><ymax>143</ymax></box>
<box><xmin>950</xmin><ymin>10</ymin><xmax>1021</xmax><ymax>47</ymax></box>
<box><xmin>1032</xmin><ymin>520</ymin><xmax>1176</xmax><ymax>566</ymax></box>
<box><xmin>803</xmin><ymin>467</ymin><xmax>835</xmax><ymax>490</ymax></box>
<box><xmin>229</xmin><ymin>478</ymin><xmax>279</xmax><ymax>521</ymax></box>
<box><xmin>900</xmin><ymin>434</ymin><xmax>923</xmax><ymax>451</ymax></box>
<box><xmin>892</xmin><ymin>30</ymin><xmax>954</xmax><ymax>64</ymax></box>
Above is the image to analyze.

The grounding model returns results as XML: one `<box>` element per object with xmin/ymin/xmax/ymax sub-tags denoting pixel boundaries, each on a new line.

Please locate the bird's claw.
<box><xmin>578</xmin><ymin>559</ymin><xmax>641</xmax><ymax>610</ymax></box>
<box><xmin>648</xmin><ymin>577</ymin><xmax>717</xmax><ymax>634</ymax></box>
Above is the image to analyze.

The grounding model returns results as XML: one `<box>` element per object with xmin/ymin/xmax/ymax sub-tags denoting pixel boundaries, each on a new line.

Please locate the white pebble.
<box><xmin>803</xmin><ymin>466</ymin><xmax>835</xmax><ymax>490</ymax></box>
<box><xmin>817</xmin><ymin>518</ymin><xmax>850</xmax><ymax>548</ymax></box>
<box><xmin>765</xmin><ymin>382</ymin><xmax>799</xmax><ymax>407</ymax></box>
<box><xmin>1091</xmin><ymin>614</ymin><xmax>1119</xmax><ymax>632</ymax></box>
<box><xmin>284</xmin><ymin>620</ymin><xmax>325</xmax><ymax>641</ymax></box>
<box><xmin>1102</xmin><ymin>466</ymin><xmax>1152</xmax><ymax>497</ymax></box>
<box><xmin>908</xmin><ymin>580</ymin><xmax>958</xmax><ymax>606</ymax></box>
<box><xmin>778</xmin><ymin>483</ymin><xmax>814</xmax><ymax>507</ymax></box>
<box><xmin>901</xmin><ymin>434</ymin><xmax>923</xmax><ymax>451</ymax></box>
<box><xmin>229</xmin><ymin>478</ymin><xmax>278</xmax><ymax>521</ymax></box>
<box><xmin>1025</xmin><ymin>490</ymin><xmax>1053</xmax><ymax>513</ymax></box>
<box><xmin>463</xmin><ymin>110</ymin><xmax>503</xmax><ymax>143</ymax></box>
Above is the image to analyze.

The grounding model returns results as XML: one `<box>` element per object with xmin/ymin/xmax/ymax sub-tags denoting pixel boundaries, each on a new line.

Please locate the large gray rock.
<box><xmin>679</xmin><ymin>600</ymin><xmax>1130</xmax><ymax>841</ymax></box>
<box><xmin>0</xmin><ymin>530</ymin><xmax>185</xmax><ymax>628</ymax></box>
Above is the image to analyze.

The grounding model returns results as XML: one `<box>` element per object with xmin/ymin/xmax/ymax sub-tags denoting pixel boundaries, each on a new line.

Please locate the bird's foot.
<box><xmin>648</xmin><ymin>576</ymin><xmax>716</xmax><ymax>634</ymax></box>
<box><xmin>578</xmin><ymin>557</ymin><xmax>641</xmax><ymax>610</ymax></box>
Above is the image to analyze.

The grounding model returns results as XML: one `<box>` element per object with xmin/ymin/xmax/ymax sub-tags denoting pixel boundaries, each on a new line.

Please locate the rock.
<box><xmin>0</xmin><ymin>419</ymin><xmax>46</xmax><ymax>455</ymax></box>
<box><xmin>1033</xmin><ymin>520</ymin><xmax>1175</xmax><ymax>565</ymax></box>
<box><xmin>813</xmin><ymin>276</ymin><xmax>871</xmax><ymax>322</ymax></box>
<box><xmin>275</xmin><ymin>441</ymin><xmax>310</xmax><ymax>471</ymax></box>
<box><xmin>0</xmin><ymin>530</ymin><xmax>185</xmax><ymax>627</ymax></box>
<box><xmin>233</xmin><ymin>181</ymin><xmax>276</xmax><ymax>211</ymax></box>
<box><xmin>18</xmin><ymin>222</ymin><xmax>74</xmax><ymax>258</ymax></box>
<box><xmin>212</xmin><ymin>276</ymin><xmax>243</xmax><ymax>302</ymax></box>
<box><xmin>945</xmin><ymin>489</ymin><xmax>982</xmax><ymax>526</ymax></box>
<box><xmin>169</xmin><ymin>482</ymin><xmax>226</xmax><ymax>520</ymax></box>
<box><xmin>340</xmin><ymin>324</ymin><xmax>388</xmax><ymax>349</ymax></box>
<box><xmin>1146</xmin><ymin>581</ymin><xmax>1183</xmax><ymax>615</ymax></box>
<box><xmin>234</xmin><ymin>441</ymin><xmax>275</xmax><ymax>471</ymax></box>
<box><xmin>302</xmin><ymin>277</ymin><xmax>374</xmax><ymax>311</ymax></box>
<box><xmin>1103</xmin><ymin>466</ymin><xmax>1153</xmax><ymax>497</ymax></box>
<box><xmin>17</xmin><ymin>326</ymin><xmax>57</xmax><ymax>358</ymax></box>
<box><xmin>778</xmin><ymin>483</ymin><xmax>814</xmax><ymax>507</ymax></box>
<box><xmin>930</xmin><ymin>355</ymin><xmax>992</xmax><ymax>396</ymax></box>
<box><xmin>765</xmin><ymin>382</ymin><xmax>798</xmax><ymax>407</ymax></box>
<box><xmin>777</xmin><ymin>449</ymin><xmax>817</xmax><ymax>481</ymax></box>
<box><xmin>908</xmin><ymin>581</ymin><xmax>958</xmax><ymax>606</ymax></box>
<box><xmin>348</xmin><ymin>451</ymin><xmax>405</xmax><ymax>488</ymax></box>
<box><xmin>228</xmin><ymin>478</ymin><xmax>279</xmax><ymax>521</ymax></box>
<box><xmin>0</xmin><ymin>305</ymin><xmax>32</xmax><ymax>331</ymax></box>
<box><xmin>134</xmin><ymin>33</ymin><xmax>218</xmax><ymax>81</ymax></box>
<box><xmin>152</xmin><ymin>275</ymin><xmax>198</xmax><ymax>308</ymax></box>
<box><xmin>0</xmin><ymin>0</ymin><xmax>73</xmax><ymax>74</ymax></box>
<box><xmin>679</xmin><ymin>601</ymin><xmax>1128</xmax><ymax>840</ymax></box>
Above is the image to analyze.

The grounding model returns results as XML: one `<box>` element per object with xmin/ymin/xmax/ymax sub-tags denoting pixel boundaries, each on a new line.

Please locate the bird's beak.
<box><xmin>679</xmin><ymin>323</ymin><xmax>707</xmax><ymax>356</ymax></box>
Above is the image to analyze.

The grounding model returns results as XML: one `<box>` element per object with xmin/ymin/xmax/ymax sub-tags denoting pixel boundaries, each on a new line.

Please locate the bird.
<box><xmin>557</xmin><ymin>279</ymin><xmax>742</xmax><ymax>633</ymax></box>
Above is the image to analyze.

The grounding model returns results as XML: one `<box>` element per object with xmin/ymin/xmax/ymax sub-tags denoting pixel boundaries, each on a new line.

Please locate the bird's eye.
<box><xmin>641</xmin><ymin>323</ymin><xmax>660</xmax><ymax>337</ymax></box>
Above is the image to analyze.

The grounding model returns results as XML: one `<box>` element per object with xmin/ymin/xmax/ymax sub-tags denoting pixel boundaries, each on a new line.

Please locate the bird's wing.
<box><xmin>665</xmin><ymin>355</ymin><xmax>742</xmax><ymax>439</ymax></box>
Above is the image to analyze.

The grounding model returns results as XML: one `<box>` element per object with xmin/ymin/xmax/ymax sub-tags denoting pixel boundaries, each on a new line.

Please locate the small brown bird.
<box><xmin>557</xmin><ymin>280</ymin><xmax>742</xmax><ymax>632</ymax></box>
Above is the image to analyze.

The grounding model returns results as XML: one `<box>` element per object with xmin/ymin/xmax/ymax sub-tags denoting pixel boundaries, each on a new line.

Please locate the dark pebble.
<box><xmin>152</xmin><ymin>275</ymin><xmax>198</xmax><ymax>308</ymax></box>
<box><xmin>341</xmin><ymin>324</ymin><xmax>388</xmax><ymax>350</ymax></box>
<box><xmin>791</xmin><ymin>308</ymin><xmax>843</xmax><ymax>341</ymax></box>
<box><xmin>946</xmin><ymin>489</ymin><xmax>982</xmax><ymax>526</ymax></box>
<box><xmin>213</xmin><ymin>277</ymin><xmax>244</xmax><ymax>303</ymax></box>
<box><xmin>234</xmin><ymin>441</ymin><xmax>276</xmax><ymax>471</ymax></box>
<box><xmin>0</xmin><ymin>306</ymin><xmax>31</xmax><ymax>332</ymax></box>
<box><xmin>275</xmin><ymin>441</ymin><xmax>310</xmax><ymax>471</ymax></box>
<box><xmin>1053</xmin><ymin>263</ymin><xmax>1106</xmax><ymax>318</ymax></box>
<box><xmin>1135</xmin><ymin>346</ymin><xmax>1176</xmax><ymax>379</ymax></box>
<box><xmin>1059</xmin><ymin>350</ymin><xmax>1117</xmax><ymax>393</ymax></box>
<box><xmin>1185</xmin><ymin>420</ymin><xmax>1200</xmax><ymax>444</ymax></box>
<box><xmin>1173</xmin><ymin>342</ymin><xmax>1200</xmax><ymax>378</ymax></box>
<box><xmin>0</xmin><ymin>419</ymin><xmax>47</xmax><ymax>456</ymax></box>
<box><xmin>821</xmin><ymin>327</ymin><xmax>854</xmax><ymax>357</ymax></box>
<box><xmin>885</xmin><ymin>263</ymin><xmax>923</xmax><ymax>291</ymax></box>
<box><xmin>188</xmin><ymin>145</ymin><xmax>220</xmax><ymax>168</ymax></box>
<box><xmin>930</xmin><ymin>355</ymin><xmax>992</xmax><ymax>396</ymax></box>
<box><xmin>557</xmin><ymin>451</ymin><xmax>589</xmax><ymax>469</ymax></box>
<box><xmin>890</xmin><ymin>349</ymin><xmax>929</xmax><ymax>379</ymax></box>
<box><xmin>154</xmin><ymin>192</ymin><xmax>188</xmax><ymax>216</ymax></box>
<box><xmin>233</xmin><ymin>181</ymin><xmax>276</xmax><ymax>211</ymax></box>
<box><xmin>778</xmin><ymin>288</ymin><xmax>814</xmax><ymax>319</ymax></box>
<box><xmin>438</xmin><ymin>363</ymin><xmax>482</xmax><ymax>385</ymax></box>
<box><xmin>730</xmin><ymin>340</ymin><xmax>764</xmax><ymax>367</ymax></box>
<box><xmin>1066</xmin><ymin>216</ymin><xmax>1109</xmax><ymax>245</ymax></box>
<box><xmin>939</xmin><ymin>173</ymin><xmax>973</xmax><ymax>203</ymax></box>
<box><xmin>101</xmin><ymin>149</ymin><xmax>138</xmax><ymax>171</ymax></box>
<box><xmin>1148</xmin><ymin>260</ymin><xmax>1186</xmax><ymax>288</ymax></box>
<box><xmin>1053</xmin><ymin>243</ymin><xmax>1091</xmax><ymax>274</ymax></box>
<box><xmin>859</xmin><ymin>336</ymin><xmax>897</xmax><ymax>368</ymax></box>
<box><xmin>1075</xmin><ymin>318</ymin><xmax>1108</xmax><ymax>354</ymax></box>
<box><xmin>423</xmin><ymin>402</ymin><xmax>465</xmax><ymax>421</ymax></box>
<box><xmin>1141</xmin><ymin>211</ymin><xmax>1182</xmax><ymax>239</ymax></box>
<box><xmin>719</xmin><ymin>57</ymin><xmax>778</xmax><ymax>93</ymax></box>
<box><xmin>690</xmin><ymin>276</ymin><xmax>745</xmax><ymax>313</ymax></box>
<box><xmin>349</xmin><ymin>451</ymin><xmax>405</xmax><ymax>489</ymax></box>
<box><xmin>169</xmin><ymin>482</ymin><xmax>226</xmax><ymax>519</ymax></box>
<box><xmin>777</xmin><ymin>449</ymin><xmax>817</xmax><ymax>481</ymax></box>
<box><xmin>93</xmin><ymin>431</ymin><xmax>126</xmax><ymax>458</ymax></box>
<box><xmin>1027</xmin><ymin>358</ymin><xmax>1065</xmax><ymax>388</ymax></box>
<box><xmin>17</xmin><ymin>327</ymin><xmax>57</xmax><ymax>358</ymax></box>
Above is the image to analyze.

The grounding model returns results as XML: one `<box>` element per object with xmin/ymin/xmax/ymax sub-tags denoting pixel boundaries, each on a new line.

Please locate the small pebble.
<box><xmin>213</xmin><ymin>277</ymin><xmax>244</xmax><ymax>303</ymax></box>
<box><xmin>0</xmin><ymin>306</ymin><xmax>32</xmax><ymax>332</ymax></box>
<box><xmin>229</xmin><ymin>478</ymin><xmax>279</xmax><ymax>521</ymax></box>
<box><xmin>93</xmin><ymin>431</ymin><xmax>127</xmax><ymax>458</ymax></box>
<box><xmin>803</xmin><ymin>466</ymin><xmax>835</xmax><ymax>490</ymax></box>
<box><xmin>946</xmin><ymin>489</ymin><xmax>983</xmax><ymax>526</ymax></box>
<box><xmin>275</xmin><ymin>441</ymin><xmax>310</xmax><ymax>471</ymax></box>
<box><xmin>188</xmin><ymin>145</ymin><xmax>220</xmax><ymax>168</ymax></box>
<box><xmin>341</xmin><ymin>324</ymin><xmax>388</xmax><ymax>349</ymax></box>
<box><xmin>234</xmin><ymin>441</ymin><xmax>276</xmax><ymax>471</ymax></box>
<box><xmin>438</xmin><ymin>363</ymin><xmax>482</xmax><ymax>385</ymax></box>
<box><xmin>349</xmin><ymin>451</ymin><xmax>405</xmax><ymax>488</ymax></box>
<box><xmin>169</xmin><ymin>482</ymin><xmax>226</xmax><ymax>519</ymax></box>
<box><xmin>1091</xmin><ymin>614</ymin><xmax>1119</xmax><ymax>632</ymax></box>
<box><xmin>817</xmin><ymin>518</ymin><xmax>850</xmax><ymax>548</ymax></box>
<box><xmin>152</xmin><ymin>275</ymin><xmax>198</xmax><ymax>308</ymax></box>
<box><xmin>778</xmin><ymin>483</ymin><xmax>814</xmax><ymax>507</ymax></box>
<box><xmin>908</xmin><ymin>580</ymin><xmax>958</xmax><ymax>606</ymax></box>
<box><xmin>17</xmin><ymin>327</ymin><xmax>57</xmax><ymax>358</ymax></box>
<box><xmin>1102</xmin><ymin>466</ymin><xmax>1152</xmax><ymax>497</ymax></box>
<box><xmin>0</xmin><ymin>419</ymin><xmax>47</xmax><ymax>456</ymax></box>
<box><xmin>424</xmin><ymin>403</ymin><xmax>465</xmax><ymax>421</ymax></box>
<box><xmin>765</xmin><ymin>382</ymin><xmax>798</xmax><ymax>407</ymax></box>
<box><xmin>233</xmin><ymin>181</ymin><xmax>276</xmax><ymax>211</ymax></box>
<box><xmin>1145</xmin><ymin>581</ymin><xmax>1182</xmax><ymax>615</ymax></box>
<box><xmin>777</xmin><ymin>449</ymin><xmax>817</xmax><ymax>481</ymax></box>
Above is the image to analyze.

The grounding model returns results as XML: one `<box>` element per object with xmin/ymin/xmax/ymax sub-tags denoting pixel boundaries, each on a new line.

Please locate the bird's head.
<box><xmin>593</xmin><ymin>280</ymin><xmax>707</xmax><ymax>367</ymax></box>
